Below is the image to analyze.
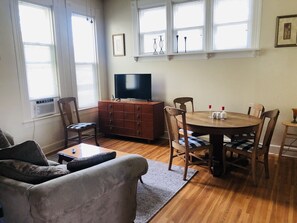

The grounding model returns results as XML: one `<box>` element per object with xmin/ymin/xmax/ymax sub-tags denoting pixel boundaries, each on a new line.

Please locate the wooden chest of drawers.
<box><xmin>98</xmin><ymin>100</ymin><xmax>164</xmax><ymax>141</ymax></box>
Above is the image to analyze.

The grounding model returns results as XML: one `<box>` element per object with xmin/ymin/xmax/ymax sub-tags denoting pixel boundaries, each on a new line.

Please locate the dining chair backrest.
<box><xmin>248</xmin><ymin>103</ymin><xmax>265</xmax><ymax>118</ymax></box>
<box><xmin>164</xmin><ymin>106</ymin><xmax>188</xmax><ymax>147</ymax></box>
<box><xmin>173</xmin><ymin>97</ymin><xmax>194</xmax><ymax>112</ymax></box>
<box><xmin>259</xmin><ymin>109</ymin><xmax>280</xmax><ymax>154</ymax></box>
<box><xmin>57</xmin><ymin>97</ymin><xmax>80</xmax><ymax>127</ymax></box>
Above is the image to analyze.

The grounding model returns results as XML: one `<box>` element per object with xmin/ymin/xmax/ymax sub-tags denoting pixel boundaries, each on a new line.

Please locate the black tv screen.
<box><xmin>114</xmin><ymin>74</ymin><xmax>152</xmax><ymax>101</ymax></box>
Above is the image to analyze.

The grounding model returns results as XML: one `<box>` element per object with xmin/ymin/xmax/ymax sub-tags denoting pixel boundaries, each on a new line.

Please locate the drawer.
<box><xmin>124</xmin><ymin>112</ymin><xmax>135</xmax><ymax>120</ymax></box>
<box><xmin>142</xmin><ymin>113</ymin><xmax>153</xmax><ymax>121</ymax></box>
<box><xmin>124</xmin><ymin>120</ymin><xmax>135</xmax><ymax>129</ymax></box>
<box><xmin>141</xmin><ymin>105</ymin><xmax>153</xmax><ymax>113</ymax></box>
<box><xmin>108</xmin><ymin>111</ymin><xmax>123</xmax><ymax>120</ymax></box>
<box><xmin>135</xmin><ymin>112</ymin><xmax>141</xmax><ymax>121</ymax></box>
<box><xmin>109</xmin><ymin>119</ymin><xmax>124</xmax><ymax>127</ymax></box>
<box><xmin>124</xmin><ymin>104</ymin><xmax>135</xmax><ymax>112</ymax></box>
<box><xmin>135</xmin><ymin>105</ymin><xmax>142</xmax><ymax>113</ymax></box>
<box><xmin>98</xmin><ymin>102</ymin><xmax>108</xmax><ymax>111</ymax></box>
<box><xmin>107</xmin><ymin>103</ymin><xmax>124</xmax><ymax>112</ymax></box>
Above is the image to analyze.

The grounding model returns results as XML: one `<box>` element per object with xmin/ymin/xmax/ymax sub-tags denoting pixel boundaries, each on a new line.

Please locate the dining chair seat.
<box><xmin>231</xmin><ymin>132</ymin><xmax>255</xmax><ymax>140</ymax></box>
<box><xmin>224</xmin><ymin>139</ymin><xmax>262</xmax><ymax>153</ymax></box>
<box><xmin>179</xmin><ymin>136</ymin><xmax>210</xmax><ymax>149</ymax></box>
<box><xmin>68</xmin><ymin>122</ymin><xmax>96</xmax><ymax>130</ymax></box>
<box><xmin>178</xmin><ymin>129</ymin><xmax>201</xmax><ymax>137</ymax></box>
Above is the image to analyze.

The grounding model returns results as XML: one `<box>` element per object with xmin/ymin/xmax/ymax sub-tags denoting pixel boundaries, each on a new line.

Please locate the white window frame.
<box><xmin>10</xmin><ymin>0</ymin><xmax>62</xmax><ymax>121</ymax></box>
<box><xmin>132</xmin><ymin>0</ymin><xmax>262</xmax><ymax>61</ymax></box>
<box><xmin>66</xmin><ymin>2</ymin><xmax>100</xmax><ymax>110</ymax></box>
<box><xmin>172</xmin><ymin>0</ymin><xmax>206</xmax><ymax>53</ymax></box>
<box><xmin>138</xmin><ymin>5</ymin><xmax>167</xmax><ymax>55</ymax></box>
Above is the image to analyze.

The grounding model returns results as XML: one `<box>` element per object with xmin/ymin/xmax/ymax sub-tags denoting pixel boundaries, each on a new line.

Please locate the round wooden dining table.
<box><xmin>177</xmin><ymin>111</ymin><xmax>262</xmax><ymax>177</ymax></box>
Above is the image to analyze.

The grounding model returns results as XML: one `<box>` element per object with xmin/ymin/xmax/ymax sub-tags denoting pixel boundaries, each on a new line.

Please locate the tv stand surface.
<box><xmin>98</xmin><ymin>100</ymin><xmax>164</xmax><ymax>141</ymax></box>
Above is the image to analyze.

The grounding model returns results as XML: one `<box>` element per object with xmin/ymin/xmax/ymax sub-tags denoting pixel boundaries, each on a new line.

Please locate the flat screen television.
<box><xmin>114</xmin><ymin>74</ymin><xmax>152</xmax><ymax>101</ymax></box>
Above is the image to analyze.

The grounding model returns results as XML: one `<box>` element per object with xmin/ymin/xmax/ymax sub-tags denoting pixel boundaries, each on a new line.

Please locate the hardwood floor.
<box><xmin>84</xmin><ymin>136</ymin><xmax>297</xmax><ymax>223</ymax></box>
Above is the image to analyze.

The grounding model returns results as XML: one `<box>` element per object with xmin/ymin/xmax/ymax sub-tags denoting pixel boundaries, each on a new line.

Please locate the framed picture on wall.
<box><xmin>112</xmin><ymin>34</ymin><xmax>126</xmax><ymax>56</ymax></box>
<box><xmin>275</xmin><ymin>14</ymin><xmax>297</xmax><ymax>47</ymax></box>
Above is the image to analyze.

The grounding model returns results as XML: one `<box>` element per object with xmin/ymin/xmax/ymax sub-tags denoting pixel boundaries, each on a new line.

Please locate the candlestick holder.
<box><xmin>176</xmin><ymin>35</ymin><xmax>179</xmax><ymax>53</ymax></box>
<box><xmin>159</xmin><ymin>35</ymin><xmax>164</xmax><ymax>54</ymax></box>
<box><xmin>292</xmin><ymin>108</ymin><xmax>297</xmax><ymax>123</ymax></box>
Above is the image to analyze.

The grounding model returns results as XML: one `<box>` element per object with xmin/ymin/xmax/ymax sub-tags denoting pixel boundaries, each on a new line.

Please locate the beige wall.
<box><xmin>103</xmin><ymin>0</ymin><xmax>297</xmax><ymax>156</ymax></box>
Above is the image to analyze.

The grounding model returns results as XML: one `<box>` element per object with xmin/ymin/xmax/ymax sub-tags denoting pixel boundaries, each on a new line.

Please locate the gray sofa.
<box><xmin>0</xmin><ymin>154</ymin><xmax>148</xmax><ymax>223</ymax></box>
<box><xmin>0</xmin><ymin>130</ymin><xmax>148</xmax><ymax>223</ymax></box>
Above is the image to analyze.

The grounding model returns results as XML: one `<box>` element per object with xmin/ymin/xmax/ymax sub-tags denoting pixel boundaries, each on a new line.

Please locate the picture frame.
<box><xmin>275</xmin><ymin>14</ymin><xmax>297</xmax><ymax>47</ymax></box>
<box><xmin>112</xmin><ymin>34</ymin><xmax>126</xmax><ymax>56</ymax></box>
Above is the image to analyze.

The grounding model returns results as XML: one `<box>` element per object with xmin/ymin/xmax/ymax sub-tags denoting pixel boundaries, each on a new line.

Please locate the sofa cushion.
<box><xmin>67</xmin><ymin>151</ymin><xmax>117</xmax><ymax>172</ymax></box>
<box><xmin>0</xmin><ymin>129</ymin><xmax>11</xmax><ymax>149</ymax></box>
<box><xmin>0</xmin><ymin>160</ymin><xmax>69</xmax><ymax>184</ymax></box>
<box><xmin>0</xmin><ymin>140</ymin><xmax>49</xmax><ymax>166</ymax></box>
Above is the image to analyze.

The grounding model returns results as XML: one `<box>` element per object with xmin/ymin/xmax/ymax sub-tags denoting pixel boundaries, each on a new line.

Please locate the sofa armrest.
<box><xmin>28</xmin><ymin>154</ymin><xmax>148</xmax><ymax>222</ymax></box>
<box><xmin>0</xmin><ymin>176</ymin><xmax>34</xmax><ymax>222</ymax></box>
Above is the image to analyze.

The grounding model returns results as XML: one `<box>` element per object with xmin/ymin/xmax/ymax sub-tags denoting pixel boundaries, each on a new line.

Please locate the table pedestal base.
<box><xmin>210</xmin><ymin>134</ymin><xmax>224</xmax><ymax>177</ymax></box>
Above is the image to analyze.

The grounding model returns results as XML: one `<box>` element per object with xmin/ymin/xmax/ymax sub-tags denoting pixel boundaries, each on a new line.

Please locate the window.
<box><xmin>132</xmin><ymin>0</ymin><xmax>261</xmax><ymax>58</ymax></box>
<box><xmin>71</xmin><ymin>14</ymin><xmax>98</xmax><ymax>108</ymax></box>
<box><xmin>18</xmin><ymin>1</ymin><xmax>58</xmax><ymax>100</ymax></box>
<box><xmin>173</xmin><ymin>1</ymin><xmax>205</xmax><ymax>52</ymax></box>
<box><xmin>139</xmin><ymin>6</ymin><xmax>166</xmax><ymax>54</ymax></box>
<box><xmin>213</xmin><ymin>0</ymin><xmax>251</xmax><ymax>50</ymax></box>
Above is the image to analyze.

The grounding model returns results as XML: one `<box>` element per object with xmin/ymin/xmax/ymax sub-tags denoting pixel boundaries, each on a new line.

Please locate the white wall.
<box><xmin>0</xmin><ymin>0</ymin><xmax>108</xmax><ymax>153</ymax></box>
<box><xmin>103</xmin><ymin>0</ymin><xmax>297</xmax><ymax>156</ymax></box>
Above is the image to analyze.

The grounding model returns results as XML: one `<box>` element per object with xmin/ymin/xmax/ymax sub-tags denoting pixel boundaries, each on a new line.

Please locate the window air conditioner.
<box><xmin>31</xmin><ymin>98</ymin><xmax>57</xmax><ymax>118</ymax></box>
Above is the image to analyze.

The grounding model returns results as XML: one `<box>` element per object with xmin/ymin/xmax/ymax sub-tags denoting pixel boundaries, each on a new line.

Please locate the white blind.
<box><xmin>213</xmin><ymin>0</ymin><xmax>251</xmax><ymax>50</ymax></box>
<box><xmin>71</xmin><ymin>14</ymin><xmax>98</xmax><ymax>108</ymax></box>
<box><xmin>19</xmin><ymin>1</ymin><xmax>58</xmax><ymax>100</ymax></box>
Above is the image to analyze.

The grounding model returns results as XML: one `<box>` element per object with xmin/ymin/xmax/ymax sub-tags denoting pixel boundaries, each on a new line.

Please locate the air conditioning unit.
<box><xmin>31</xmin><ymin>98</ymin><xmax>58</xmax><ymax>118</ymax></box>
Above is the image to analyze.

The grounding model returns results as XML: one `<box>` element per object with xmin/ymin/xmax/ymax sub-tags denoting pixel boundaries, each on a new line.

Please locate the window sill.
<box><xmin>22</xmin><ymin>106</ymin><xmax>98</xmax><ymax>125</ymax></box>
<box><xmin>133</xmin><ymin>49</ymin><xmax>260</xmax><ymax>62</ymax></box>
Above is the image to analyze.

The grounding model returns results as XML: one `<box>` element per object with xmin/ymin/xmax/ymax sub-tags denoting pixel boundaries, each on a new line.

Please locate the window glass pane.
<box><xmin>139</xmin><ymin>6</ymin><xmax>166</xmax><ymax>33</ymax></box>
<box><xmin>71</xmin><ymin>15</ymin><xmax>96</xmax><ymax>63</ymax></box>
<box><xmin>26</xmin><ymin>64</ymin><xmax>57</xmax><ymax>99</ymax></box>
<box><xmin>75</xmin><ymin>64</ymin><xmax>97</xmax><ymax>108</ymax></box>
<box><xmin>71</xmin><ymin>14</ymin><xmax>98</xmax><ymax>108</ymax></box>
<box><xmin>213</xmin><ymin>0</ymin><xmax>250</xmax><ymax>24</ymax></box>
<box><xmin>18</xmin><ymin>1</ymin><xmax>58</xmax><ymax>100</ymax></box>
<box><xmin>142</xmin><ymin>33</ymin><xmax>166</xmax><ymax>54</ymax></box>
<box><xmin>24</xmin><ymin>45</ymin><xmax>52</xmax><ymax>63</ymax></box>
<box><xmin>19</xmin><ymin>2</ymin><xmax>53</xmax><ymax>44</ymax></box>
<box><xmin>173</xmin><ymin>1</ymin><xmax>204</xmax><ymax>29</ymax></box>
<box><xmin>214</xmin><ymin>24</ymin><xmax>248</xmax><ymax>50</ymax></box>
<box><xmin>176</xmin><ymin>29</ymin><xmax>203</xmax><ymax>52</ymax></box>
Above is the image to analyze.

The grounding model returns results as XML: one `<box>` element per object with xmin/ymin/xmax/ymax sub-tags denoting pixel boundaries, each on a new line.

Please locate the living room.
<box><xmin>0</xmin><ymin>0</ymin><xmax>297</xmax><ymax>222</ymax></box>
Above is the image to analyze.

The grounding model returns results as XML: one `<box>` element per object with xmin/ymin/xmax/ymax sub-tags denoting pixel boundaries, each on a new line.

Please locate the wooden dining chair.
<box><xmin>57</xmin><ymin>97</ymin><xmax>99</xmax><ymax>148</ymax></box>
<box><xmin>173</xmin><ymin>97</ymin><xmax>195</xmax><ymax>112</ymax></box>
<box><xmin>173</xmin><ymin>97</ymin><xmax>205</xmax><ymax>138</ymax></box>
<box><xmin>223</xmin><ymin>109</ymin><xmax>279</xmax><ymax>185</ymax></box>
<box><xmin>227</xmin><ymin>103</ymin><xmax>265</xmax><ymax>142</ymax></box>
<box><xmin>164</xmin><ymin>106</ymin><xmax>212</xmax><ymax>180</ymax></box>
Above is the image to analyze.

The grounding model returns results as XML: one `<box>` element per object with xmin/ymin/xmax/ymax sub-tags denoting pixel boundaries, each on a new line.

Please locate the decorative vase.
<box><xmin>153</xmin><ymin>38</ymin><xmax>158</xmax><ymax>55</ymax></box>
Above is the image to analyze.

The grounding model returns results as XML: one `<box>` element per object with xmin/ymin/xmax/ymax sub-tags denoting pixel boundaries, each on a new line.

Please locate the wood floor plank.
<box><xmin>64</xmin><ymin>136</ymin><xmax>297</xmax><ymax>223</ymax></box>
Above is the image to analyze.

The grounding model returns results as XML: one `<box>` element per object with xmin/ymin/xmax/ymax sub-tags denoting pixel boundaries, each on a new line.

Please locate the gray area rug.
<box><xmin>47</xmin><ymin>154</ymin><xmax>197</xmax><ymax>223</ymax></box>
<box><xmin>136</xmin><ymin>159</ymin><xmax>197</xmax><ymax>223</ymax></box>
